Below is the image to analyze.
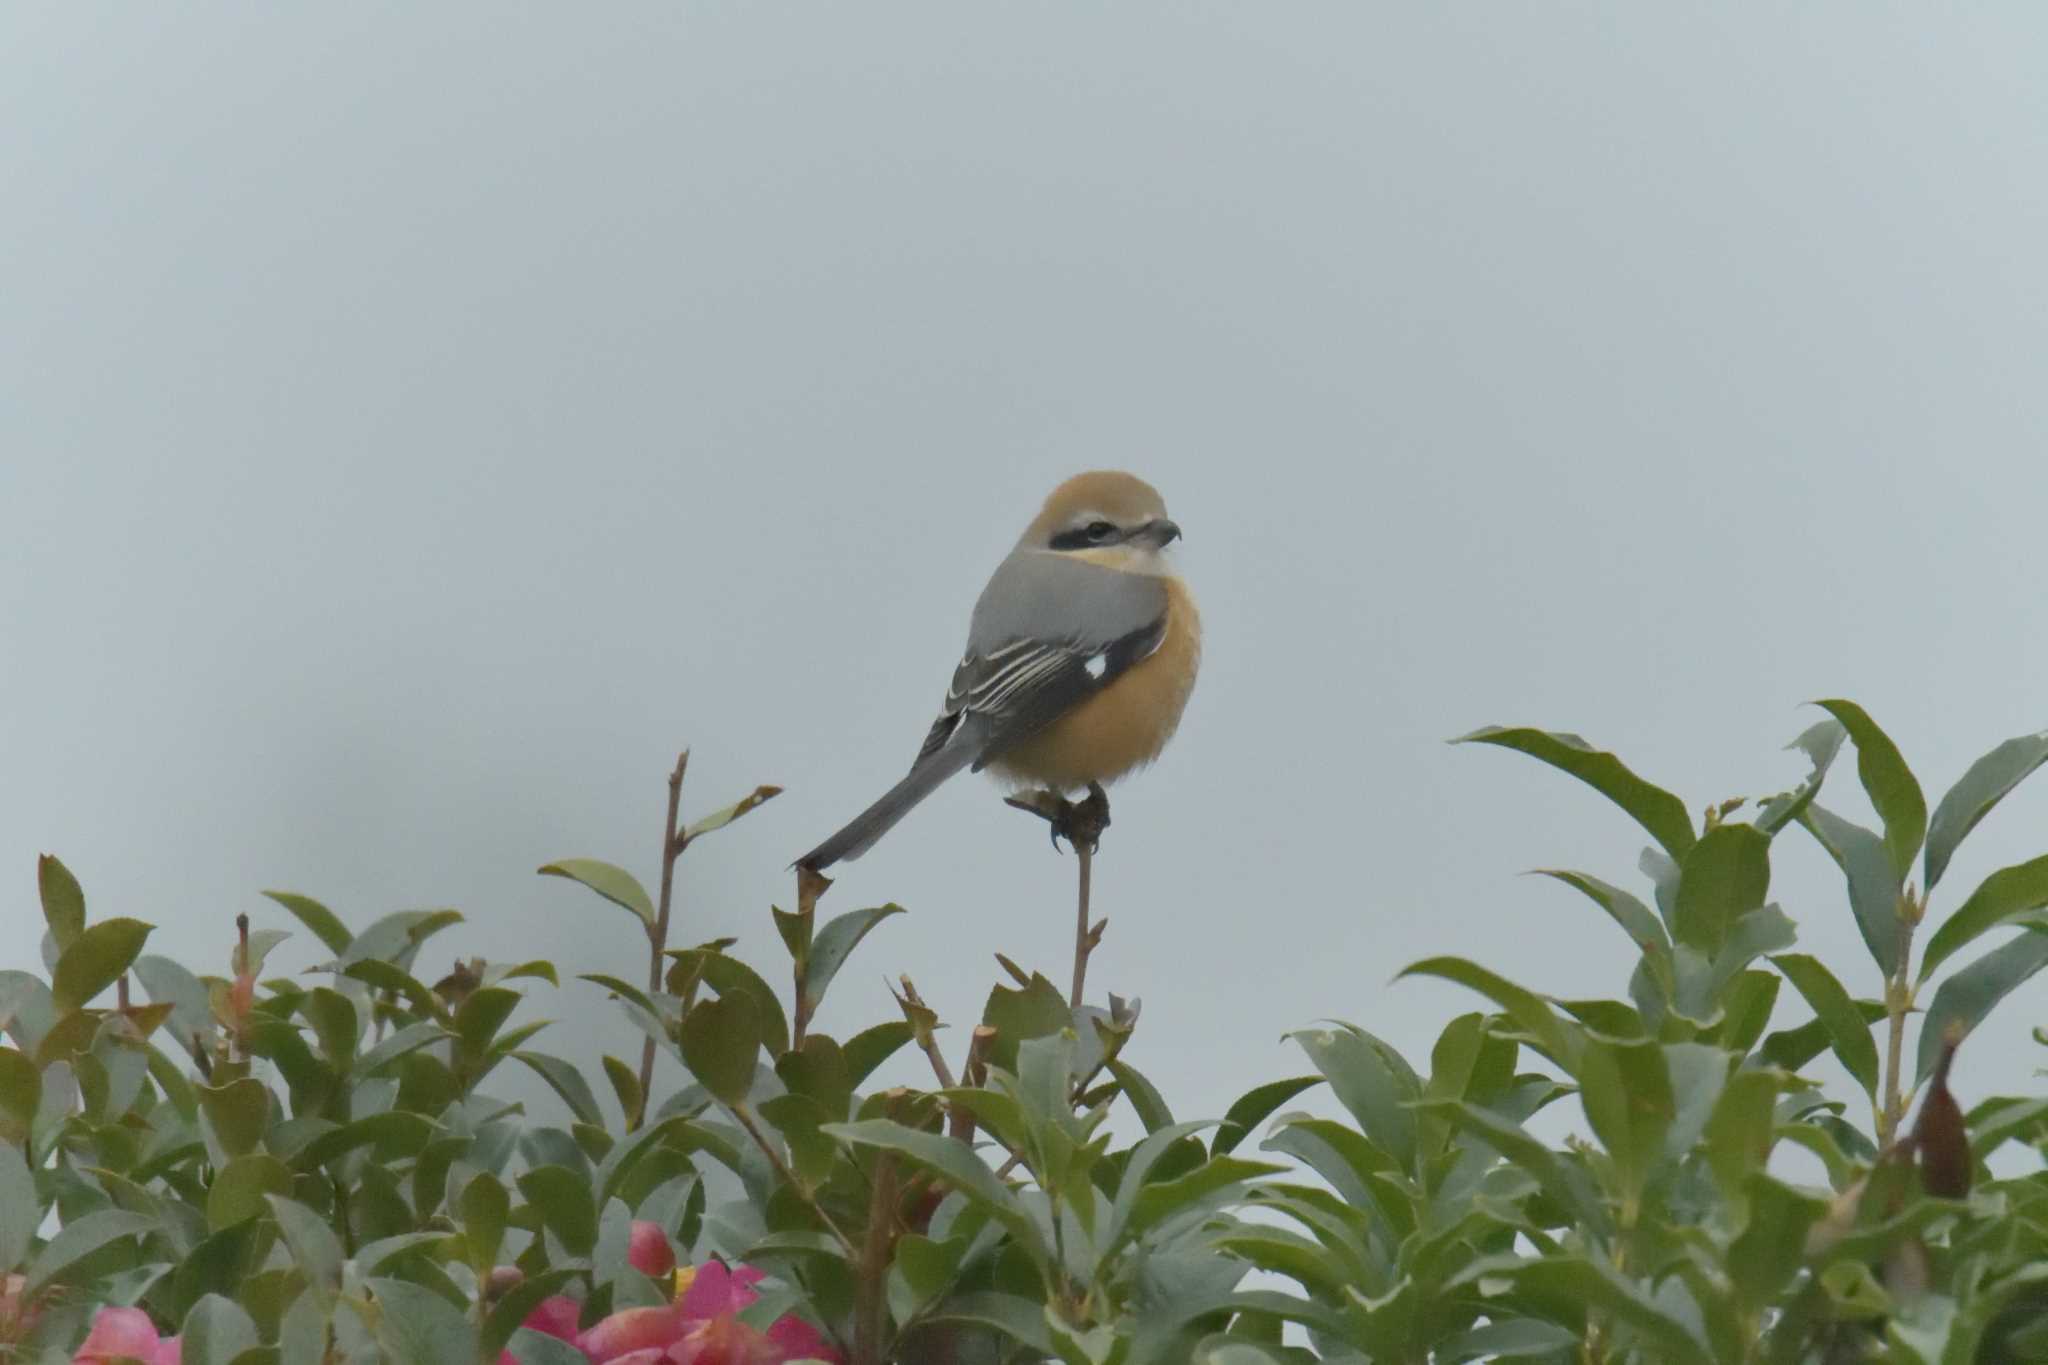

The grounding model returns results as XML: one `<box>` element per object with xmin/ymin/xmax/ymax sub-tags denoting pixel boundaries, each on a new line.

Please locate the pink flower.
<box><xmin>676</xmin><ymin>1262</ymin><xmax>763</xmax><ymax>1319</ymax></box>
<box><xmin>579</xmin><ymin>1262</ymin><xmax>840</xmax><ymax>1364</ymax></box>
<box><xmin>73</xmin><ymin>1306</ymin><xmax>181</xmax><ymax>1365</ymax></box>
<box><xmin>629</xmin><ymin>1222</ymin><xmax>676</xmax><ymax>1279</ymax></box>
<box><xmin>579</xmin><ymin>1304</ymin><xmax>689</xmax><ymax>1364</ymax></box>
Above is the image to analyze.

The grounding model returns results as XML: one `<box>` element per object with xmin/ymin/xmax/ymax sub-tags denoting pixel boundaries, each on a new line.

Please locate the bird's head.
<box><xmin>1024</xmin><ymin>471</ymin><xmax>1182</xmax><ymax>573</ymax></box>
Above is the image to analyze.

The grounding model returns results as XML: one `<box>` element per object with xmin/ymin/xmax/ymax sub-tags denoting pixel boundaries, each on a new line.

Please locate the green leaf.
<box><xmin>206</xmin><ymin>1153</ymin><xmax>292</xmax><ymax>1229</ymax></box>
<box><xmin>1701</xmin><ymin>1069</ymin><xmax>1780</xmax><ymax>1201</ymax></box>
<box><xmin>516</xmin><ymin>1165</ymin><xmax>599</xmax><ymax>1256</ymax></box>
<box><xmin>1755</xmin><ymin>719</ymin><xmax>1847</xmax><ymax>837</ymax></box>
<box><xmin>1437</xmin><ymin>1319</ymin><xmax>1582</xmax><ymax>1363</ymax></box>
<box><xmin>1416</xmin><ymin>1100</ymin><xmax>1610</xmax><ymax>1236</ymax></box>
<box><xmin>367</xmin><ymin>1277</ymin><xmax>478</xmax><ymax>1365</ymax></box>
<box><xmin>1919</xmin><ymin>853</ymin><xmax>2048</xmax><ymax>984</ymax></box>
<box><xmin>1461</xmin><ymin>1255</ymin><xmax>1714</xmax><ymax>1365</ymax></box>
<box><xmin>926</xmin><ymin>1292</ymin><xmax>1053</xmax><ymax>1354</ymax></box>
<box><xmin>683</xmin><ymin>784</ymin><xmax>783</xmax><ymax>841</ymax></box>
<box><xmin>1212</xmin><ymin>1075</ymin><xmax>1321</xmax><ymax>1156</ymax></box>
<box><xmin>261</xmin><ymin>892</ymin><xmax>353</xmax><ymax>957</ymax></box>
<box><xmin>602</xmin><ymin>1055</ymin><xmax>643</xmax><ymax>1125</ymax></box>
<box><xmin>291</xmin><ymin>1111</ymin><xmax>435</xmax><ymax>1171</ymax></box>
<box><xmin>823</xmin><ymin>1119</ymin><xmax>1042</xmax><ymax>1255</ymax></box>
<box><xmin>1454</xmin><ymin>725</ymin><xmax>1695</xmax><ymax>861</ymax></box>
<box><xmin>339</xmin><ymin>908</ymin><xmax>463</xmax><ymax>969</ymax></box>
<box><xmin>23</xmin><ymin>1208</ymin><xmax>154</xmax><ymax>1292</ymax></box>
<box><xmin>1916</xmin><ymin>919</ymin><xmax>2048</xmax><ymax>1085</ymax></box>
<box><xmin>199</xmin><ymin>1078</ymin><xmax>272</xmax><ymax>1159</ymax></box>
<box><xmin>1727</xmin><ymin>1174</ymin><xmax>1829</xmax><ymax>1310</ymax></box>
<box><xmin>343</xmin><ymin>961</ymin><xmax>447</xmax><ymax>1023</ymax></box>
<box><xmin>51</xmin><ymin>917</ymin><xmax>154</xmax><ymax>1012</ymax></box>
<box><xmin>38</xmin><ymin>854</ymin><xmax>86</xmax><ymax>951</ymax></box>
<box><xmin>458</xmin><ymin>1171</ymin><xmax>509</xmax><ymax>1268</ymax></box>
<box><xmin>1104</xmin><ymin>1059</ymin><xmax>1175</xmax><ymax>1132</ymax></box>
<box><xmin>0</xmin><ymin>1140</ymin><xmax>39</xmax><ymax>1270</ymax></box>
<box><xmin>1925</xmin><ymin>730</ymin><xmax>2048</xmax><ymax>890</ymax></box>
<box><xmin>509</xmin><ymin>1055</ymin><xmax>602</xmax><ymax>1129</ymax></box>
<box><xmin>1770</xmin><ymin>953</ymin><xmax>1880</xmax><ymax>1099</ymax></box>
<box><xmin>1672</xmin><ymin>824</ymin><xmax>1769</xmax><ymax>955</ymax></box>
<box><xmin>0</xmin><ymin>1049</ymin><xmax>39</xmax><ymax>1137</ymax></box>
<box><xmin>666</xmin><ymin>950</ymin><xmax>791</xmax><ymax>1058</ymax></box>
<box><xmin>679</xmin><ymin>994</ymin><xmax>761</xmax><ymax>1104</ymax></box>
<box><xmin>182</xmin><ymin>1293</ymin><xmax>261</xmax><ymax>1365</ymax></box>
<box><xmin>266</xmin><ymin>1194</ymin><xmax>343</xmax><ymax>1291</ymax></box>
<box><xmin>1288</xmin><ymin>1025</ymin><xmax>1416</xmax><ymax>1171</ymax></box>
<box><xmin>1535</xmin><ymin>869</ymin><xmax>1670</xmax><ymax>954</ymax></box>
<box><xmin>801</xmin><ymin>904</ymin><xmax>904</xmax><ymax>1015</ymax></box>
<box><xmin>1577</xmin><ymin>1037</ymin><xmax>1675</xmax><ymax>1190</ymax></box>
<box><xmin>1815</xmin><ymin>699</ymin><xmax>1927</xmax><ymax>882</ymax></box>
<box><xmin>454</xmin><ymin>987</ymin><xmax>522</xmax><ymax>1055</ymax></box>
<box><xmin>301</xmin><ymin>988</ymin><xmax>358</xmax><ymax>1069</ymax></box>
<box><xmin>980</xmin><ymin>972</ymin><xmax>1071</xmax><ymax>1073</ymax></box>
<box><xmin>1800</xmin><ymin>802</ymin><xmax>1904</xmax><ymax>976</ymax></box>
<box><xmin>841</xmin><ymin>1021</ymin><xmax>913</xmax><ymax>1086</ymax></box>
<box><xmin>482</xmin><ymin>1269</ymin><xmax>581</xmax><ymax>1361</ymax></box>
<box><xmin>1124</xmin><ymin>1154</ymin><xmax>1282</xmax><ymax>1243</ymax></box>
<box><xmin>1396</xmin><ymin>957</ymin><xmax>1579</xmax><ymax>1070</ymax></box>
<box><xmin>537</xmin><ymin>858</ymin><xmax>654</xmax><ymax>925</ymax></box>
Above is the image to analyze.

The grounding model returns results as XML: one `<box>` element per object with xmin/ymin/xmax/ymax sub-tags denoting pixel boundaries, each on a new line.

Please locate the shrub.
<box><xmin>2</xmin><ymin>703</ymin><xmax>2045</xmax><ymax>1363</ymax></box>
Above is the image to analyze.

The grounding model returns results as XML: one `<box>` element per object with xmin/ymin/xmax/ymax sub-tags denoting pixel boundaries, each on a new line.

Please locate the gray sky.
<box><xmin>6</xmin><ymin>6</ymin><xmax>2047</xmax><ymax>1146</ymax></box>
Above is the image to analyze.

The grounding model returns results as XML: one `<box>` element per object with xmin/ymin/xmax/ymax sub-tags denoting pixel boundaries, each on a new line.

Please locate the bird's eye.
<box><xmin>1086</xmin><ymin>521</ymin><xmax>1116</xmax><ymax>541</ymax></box>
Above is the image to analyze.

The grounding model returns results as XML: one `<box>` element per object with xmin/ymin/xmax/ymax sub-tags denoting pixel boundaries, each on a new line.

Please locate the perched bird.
<box><xmin>797</xmin><ymin>471</ymin><xmax>1200</xmax><ymax>870</ymax></box>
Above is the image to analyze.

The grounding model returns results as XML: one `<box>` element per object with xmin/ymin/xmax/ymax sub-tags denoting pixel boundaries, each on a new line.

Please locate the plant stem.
<box><xmin>640</xmin><ymin>750</ymin><xmax>690</xmax><ymax>1125</ymax></box>
<box><xmin>852</xmin><ymin>1153</ymin><xmax>898</xmax><ymax>1365</ymax></box>
<box><xmin>1070</xmin><ymin>841</ymin><xmax>1094</xmax><ymax>1009</ymax></box>
<box><xmin>1877</xmin><ymin>884</ymin><xmax>1921</xmax><ymax>1146</ymax></box>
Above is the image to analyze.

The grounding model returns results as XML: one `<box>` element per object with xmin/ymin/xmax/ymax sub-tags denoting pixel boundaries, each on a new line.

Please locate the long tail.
<box><xmin>797</xmin><ymin>744</ymin><xmax>976</xmax><ymax>870</ymax></box>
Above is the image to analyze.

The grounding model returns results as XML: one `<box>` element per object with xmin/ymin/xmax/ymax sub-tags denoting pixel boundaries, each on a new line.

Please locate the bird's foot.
<box><xmin>1003</xmin><ymin>782</ymin><xmax>1112</xmax><ymax>854</ymax></box>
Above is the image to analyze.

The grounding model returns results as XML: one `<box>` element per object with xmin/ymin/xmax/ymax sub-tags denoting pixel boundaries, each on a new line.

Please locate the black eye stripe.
<box><xmin>1049</xmin><ymin>521</ymin><xmax>1121</xmax><ymax>550</ymax></box>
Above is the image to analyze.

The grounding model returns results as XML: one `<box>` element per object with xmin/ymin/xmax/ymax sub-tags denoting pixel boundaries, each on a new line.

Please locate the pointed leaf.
<box><xmin>0</xmin><ymin>1141</ymin><xmax>39</xmax><ymax>1271</ymax></box>
<box><xmin>1815</xmin><ymin>699</ymin><xmax>1926</xmax><ymax>882</ymax></box>
<box><xmin>680</xmin><ymin>994</ymin><xmax>760</xmax><ymax>1103</ymax></box>
<box><xmin>665</xmin><ymin>950</ymin><xmax>790</xmax><ymax>1057</ymax></box>
<box><xmin>1672</xmin><ymin>824</ymin><xmax>1769</xmax><ymax>955</ymax></box>
<box><xmin>1916</xmin><ymin>919</ymin><xmax>2048</xmax><ymax>1085</ymax></box>
<box><xmin>1535</xmin><ymin>869</ymin><xmax>1669</xmax><ymax>954</ymax></box>
<box><xmin>1771</xmin><ymin>953</ymin><xmax>1879</xmax><ymax>1099</ymax></box>
<box><xmin>824</xmin><ymin>1119</ymin><xmax>1040</xmax><ymax>1253</ymax></box>
<box><xmin>1288</xmin><ymin>1025</ymin><xmax>1416</xmax><ymax>1171</ymax></box>
<box><xmin>683</xmin><ymin>785</ymin><xmax>783</xmax><ymax>841</ymax></box>
<box><xmin>1924</xmin><ymin>731</ymin><xmax>2048</xmax><ymax>890</ymax></box>
<box><xmin>537</xmin><ymin>859</ymin><xmax>653</xmax><ymax>926</ymax></box>
<box><xmin>802</xmin><ymin>904</ymin><xmax>904</xmax><ymax>1014</ymax></box>
<box><xmin>261</xmin><ymin>892</ymin><xmax>353</xmax><ymax>957</ymax></box>
<box><xmin>266</xmin><ymin>1195</ymin><xmax>342</xmax><ymax>1291</ymax></box>
<box><xmin>1800</xmin><ymin>802</ymin><xmax>1903</xmax><ymax>975</ymax></box>
<box><xmin>182</xmin><ymin>1293</ymin><xmax>261</xmax><ymax>1365</ymax></box>
<box><xmin>1104</xmin><ymin>1059</ymin><xmax>1175</xmax><ymax>1133</ymax></box>
<box><xmin>1396</xmin><ymin>957</ymin><xmax>1579</xmax><ymax>1069</ymax></box>
<box><xmin>24</xmin><ymin>1209</ymin><xmax>154</xmax><ymax>1291</ymax></box>
<box><xmin>38</xmin><ymin>855</ymin><xmax>85</xmax><ymax>951</ymax></box>
<box><xmin>51</xmin><ymin>918</ymin><xmax>153</xmax><ymax>1012</ymax></box>
<box><xmin>367</xmin><ymin>1277</ymin><xmax>478</xmax><ymax>1365</ymax></box>
<box><xmin>516</xmin><ymin>1165</ymin><xmax>598</xmax><ymax>1256</ymax></box>
<box><xmin>1455</xmin><ymin>726</ymin><xmax>1695</xmax><ymax>860</ymax></box>
<box><xmin>1919</xmin><ymin>853</ymin><xmax>2048</xmax><ymax>984</ymax></box>
<box><xmin>842</xmin><ymin>1021</ymin><xmax>913</xmax><ymax>1086</ymax></box>
<box><xmin>1756</xmin><ymin>720</ymin><xmax>1847</xmax><ymax>836</ymax></box>
<box><xmin>1212</xmin><ymin>1076</ymin><xmax>1321</xmax><ymax>1156</ymax></box>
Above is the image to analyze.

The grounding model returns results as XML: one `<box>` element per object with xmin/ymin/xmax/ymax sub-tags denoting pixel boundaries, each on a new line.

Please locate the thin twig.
<box><xmin>731</xmin><ymin>1102</ymin><xmax>856</xmax><ymax>1253</ymax></box>
<box><xmin>896</xmin><ymin>976</ymin><xmax>955</xmax><ymax>1089</ymax></box>
<box><xmin>640</xmin><ymin>750</ymin><xmax>691</xmax><ymax>1124</ymax></box>
<box><xmin>853</xmin><ymin>1153</ymin><xmax>899</xmax><ymax>1365</ymax></box>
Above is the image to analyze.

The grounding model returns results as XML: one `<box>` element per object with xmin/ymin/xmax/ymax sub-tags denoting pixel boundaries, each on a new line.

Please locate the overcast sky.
<box><xmin>6</xmin><ymin>6</ymin><xmax>2047</xmax><ymax>1151</ymax></box>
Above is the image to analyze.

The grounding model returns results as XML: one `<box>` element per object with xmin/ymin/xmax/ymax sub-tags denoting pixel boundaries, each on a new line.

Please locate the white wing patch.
<box><xmin>1083</xmin><ymin>652</ymin><xmax>1108</xmax><ymax>680</ymax></box>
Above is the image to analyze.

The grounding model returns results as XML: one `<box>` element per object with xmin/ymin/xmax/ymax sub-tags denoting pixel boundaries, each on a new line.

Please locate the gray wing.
<box><xmin>798</xmin><ymin>552</ymin><xmax>1166</xmax><ymax>869</ymax></box>
<box><xmin>913</xmin><ymin>551</ymin><xmax>1169</xmax><ymax>771</ymax></box>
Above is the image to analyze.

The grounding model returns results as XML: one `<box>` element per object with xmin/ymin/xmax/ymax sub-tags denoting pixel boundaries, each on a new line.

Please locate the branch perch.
<box><xmin>1005</xmin><ymin>782</ymin><xmax>1112</xmax><ymax>1008</ymax></box>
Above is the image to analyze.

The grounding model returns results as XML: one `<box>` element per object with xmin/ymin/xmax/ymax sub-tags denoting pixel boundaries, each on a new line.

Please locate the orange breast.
<box><xmin>987</xmin><ymin>576</ymin><xmax>1202</xmax><ymax>792</ymax></box>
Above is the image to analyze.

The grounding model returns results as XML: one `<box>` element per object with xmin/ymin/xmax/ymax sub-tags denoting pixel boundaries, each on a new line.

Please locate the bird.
<box><xmin>797</xmin><ymin>470</ymin><xmax>1200</xmax><ymax>870</ymax></box>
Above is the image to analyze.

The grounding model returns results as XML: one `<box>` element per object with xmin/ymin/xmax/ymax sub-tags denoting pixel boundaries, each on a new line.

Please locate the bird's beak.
<box><xmin>1144</xmin><ymin>518</ymin><xmax>1183</xmax><ymax>547</ymax></box>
